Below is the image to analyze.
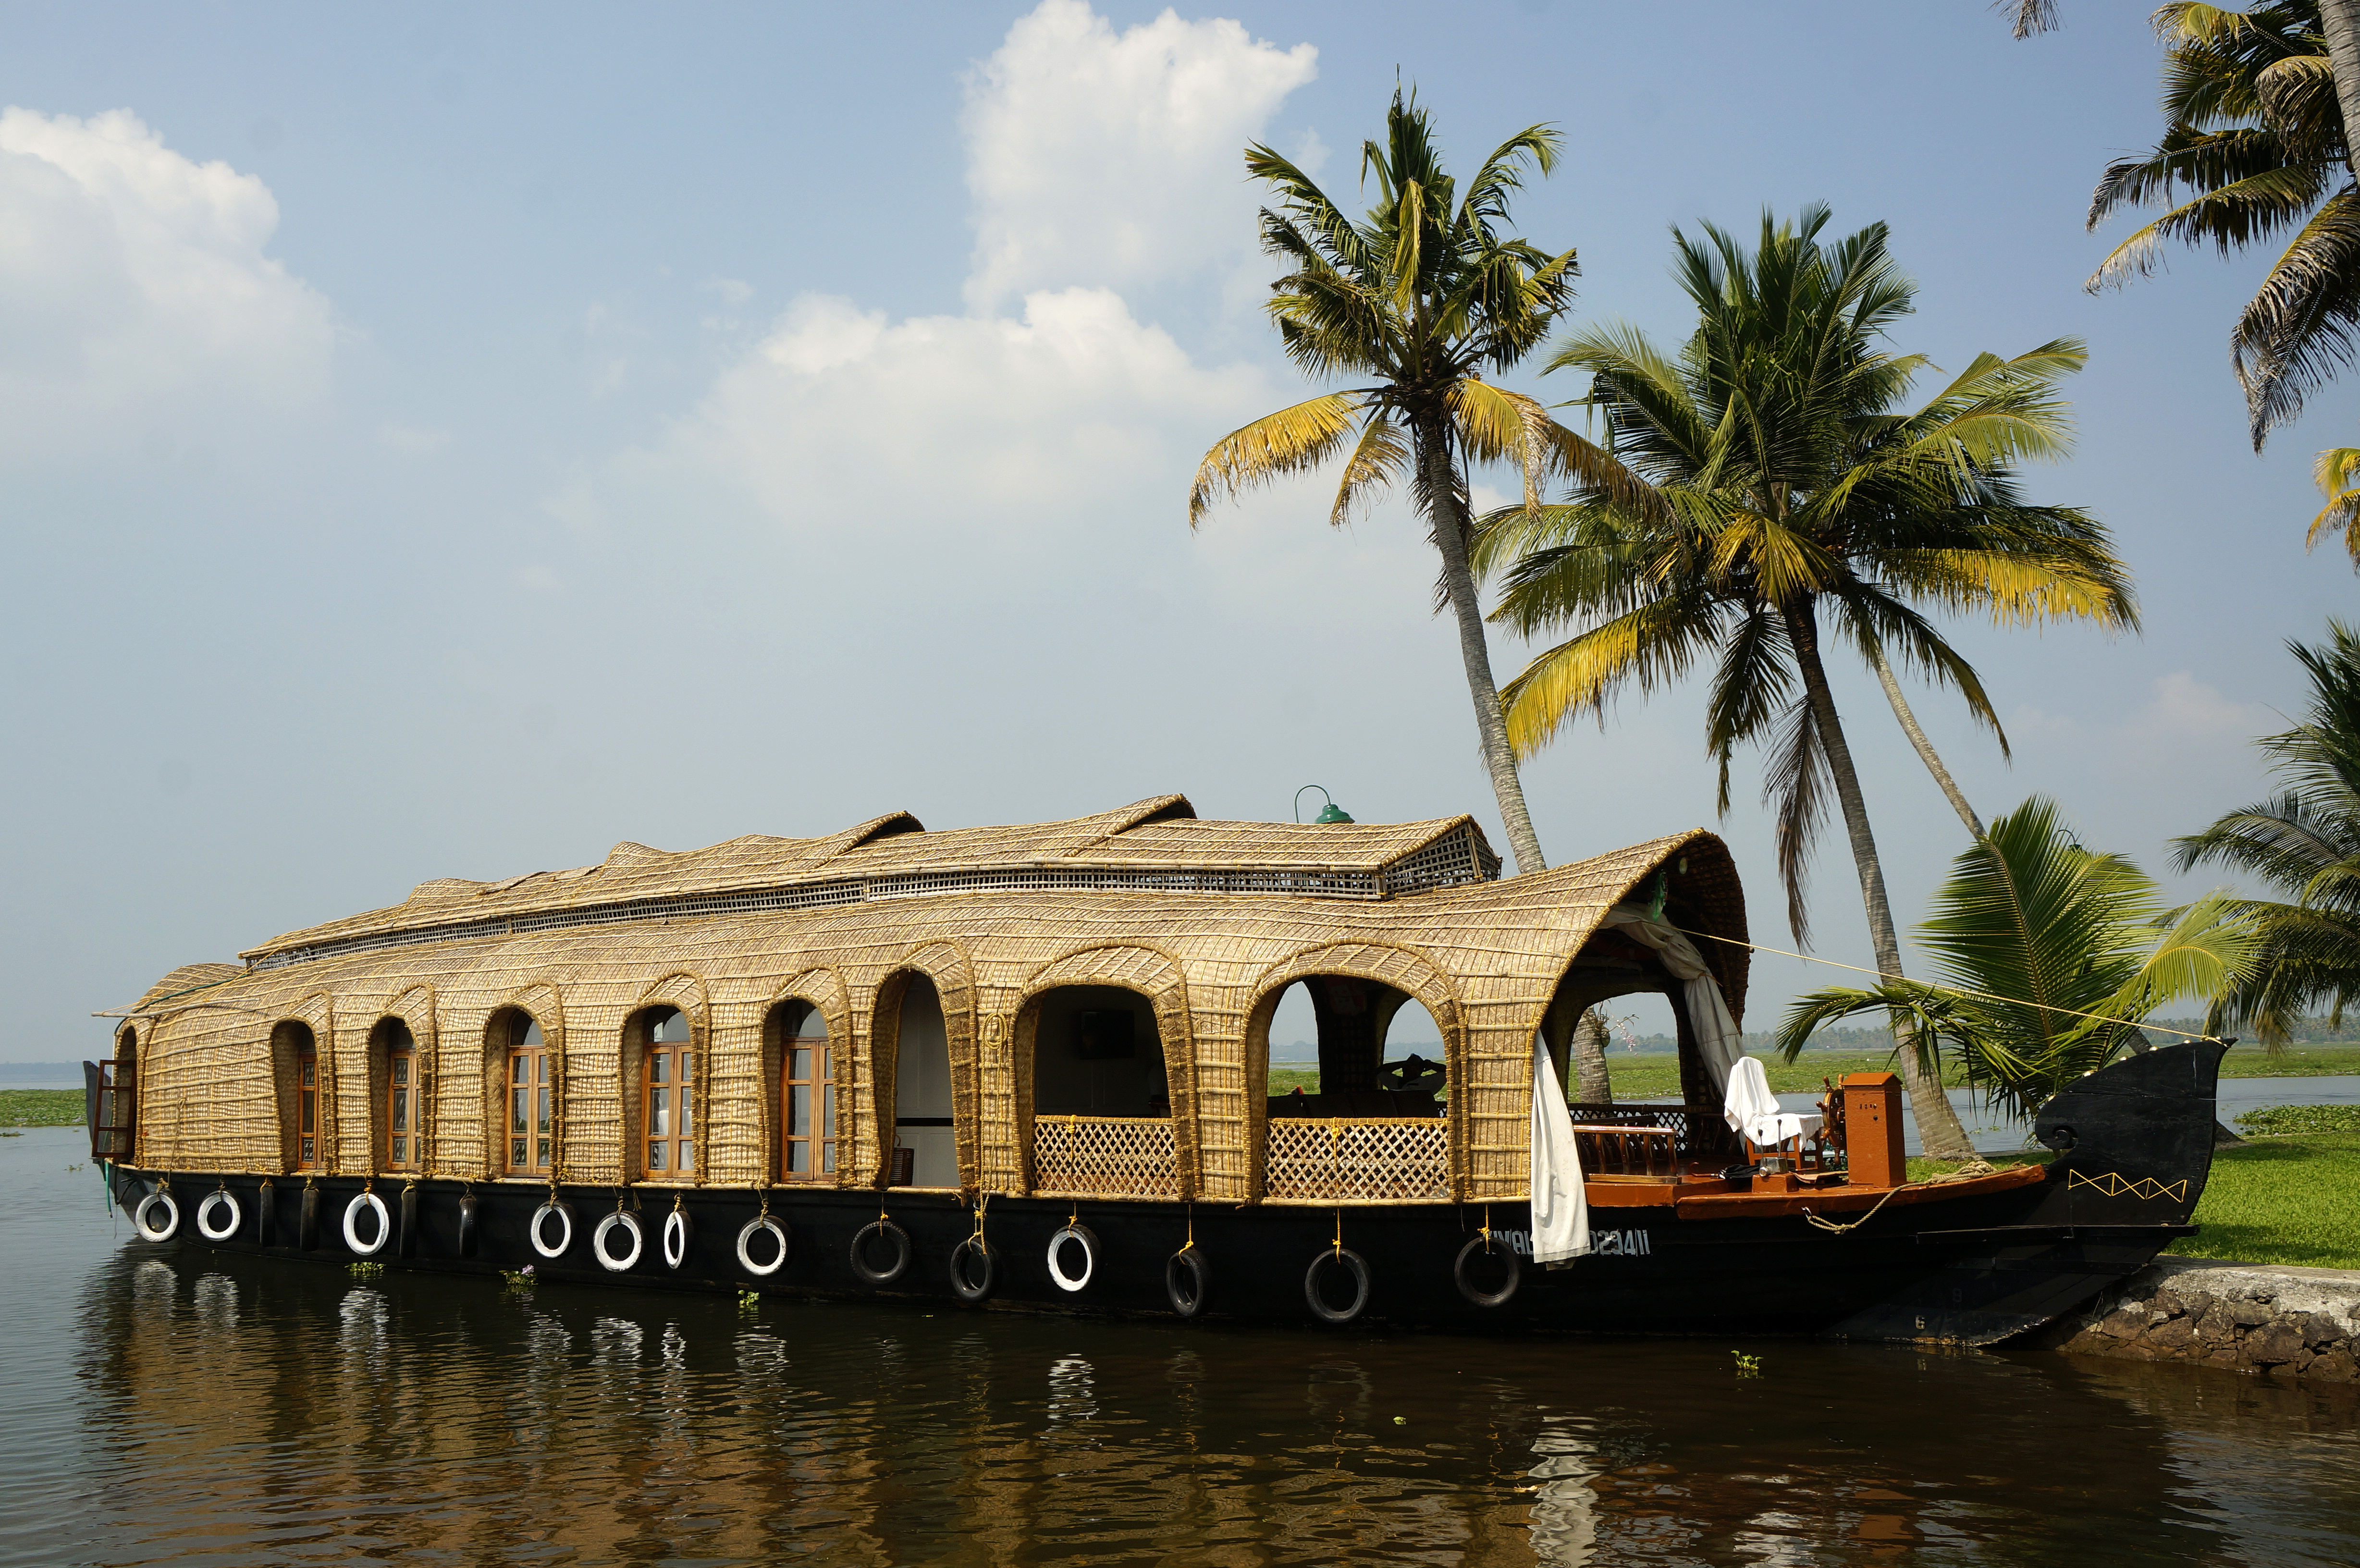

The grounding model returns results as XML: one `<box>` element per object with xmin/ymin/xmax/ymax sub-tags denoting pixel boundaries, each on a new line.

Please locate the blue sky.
<box><xmin>1</xmin><ymin>1</ymin><xmax>2349</xmax><ymax>1062</ymax></box>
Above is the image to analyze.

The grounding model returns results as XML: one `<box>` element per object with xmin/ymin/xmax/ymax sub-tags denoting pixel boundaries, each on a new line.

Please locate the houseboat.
<box><xmin>86</xmin><ymin>795</ymin><xmax>2224</xmax><ymax>1343</ymax></box>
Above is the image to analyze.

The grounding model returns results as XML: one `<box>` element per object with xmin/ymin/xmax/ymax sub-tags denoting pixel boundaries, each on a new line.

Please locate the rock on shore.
<box><xmin>2043</xmin><ymin>1257</ymin><xmax>2360</xmax><ymax>1382</ymax></box>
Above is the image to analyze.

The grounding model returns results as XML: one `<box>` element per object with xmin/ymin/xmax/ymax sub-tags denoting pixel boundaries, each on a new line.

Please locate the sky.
<box><xmin>1</xmin><ymin>0</ymin><xmax>2351</xmax><ymax>1065</ymax></box>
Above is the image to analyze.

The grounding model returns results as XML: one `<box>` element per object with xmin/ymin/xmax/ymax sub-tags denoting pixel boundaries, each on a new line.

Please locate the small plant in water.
<box><xmin>501</xmin><ymin>1264</ymin><xmax>537</xmax><ymax>1290</ymax></box>
<box><xmin>347</xmin><ymin>1262</ymin><xmax>384</xmax><ymax>1280</ymax></box>
<box><xmin>737</xmin><ymin>1286</ymin><xmax>760</xmax><ymax>1312</ymax></box>
<box><xmin>1732</xmin><ymin>1351</ymin><xmax>1763</xmax><ymax>1379</ymax></box>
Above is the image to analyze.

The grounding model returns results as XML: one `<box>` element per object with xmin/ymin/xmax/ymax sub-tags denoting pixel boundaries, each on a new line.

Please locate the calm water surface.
<box><xmin>4</xmin><ymin>1127</ymin><xmax>2356</xmax><ymax>1567</ymax></box>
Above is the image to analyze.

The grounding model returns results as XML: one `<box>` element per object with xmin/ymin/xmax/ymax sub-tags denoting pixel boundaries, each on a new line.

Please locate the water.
<box><xmin>5</xmin><ymin>1127</ymin><xmax>2357</xmax><ymax>1567</ymax></box>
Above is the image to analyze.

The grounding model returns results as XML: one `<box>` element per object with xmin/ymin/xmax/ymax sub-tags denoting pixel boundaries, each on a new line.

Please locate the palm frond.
<box><xmin>1189</xmin><ymin>394</ymin><xmax>1368</xmax><ymax>526</ymax></box>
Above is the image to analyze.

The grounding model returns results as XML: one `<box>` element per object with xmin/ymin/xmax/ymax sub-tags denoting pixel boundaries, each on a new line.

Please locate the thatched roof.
<box><xmin>240</xmin><ymin>794</ymin><xmax>1505</xmax><ymax>968</ymax></box>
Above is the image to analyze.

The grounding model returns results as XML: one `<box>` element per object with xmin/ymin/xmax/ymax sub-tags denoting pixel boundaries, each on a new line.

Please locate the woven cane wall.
<box><xmin>123</xmin><ymin>828</ymin><xmax>1745</xmax><ymax>1200</ymax></box>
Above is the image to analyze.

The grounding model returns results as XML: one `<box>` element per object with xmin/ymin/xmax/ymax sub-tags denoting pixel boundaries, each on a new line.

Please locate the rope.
<box><xmin>1671</xmin><ymin>922</ymin><xmax>2232</xmax><ymax>1043</ymax></box>
<box><xmin>1799</xmin><ymin>1162</ymin><xmax>1999</xmax><ymax>1235</ymax></box>
<box><xmin>1180</xmin><ymin>1201</ymin><xmax>1193</xmax><ymax>1254</ymax></box>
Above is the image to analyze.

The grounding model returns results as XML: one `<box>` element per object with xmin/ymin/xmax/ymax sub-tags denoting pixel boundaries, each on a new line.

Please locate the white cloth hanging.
<box><xmin>1601</xmin><ymin>904</ymin><xmax>1746</xmax><ymax>1095</ymax></box>
<box><xmin>1529</xmin><ymin>1030</ymin><xmax>1589</xmax><ymax>1263</ymax></box>
<box><xmin>1721</xmin><ymin>1054</ymin><xmax>1823</xmax><ymax>1149</ymax></box>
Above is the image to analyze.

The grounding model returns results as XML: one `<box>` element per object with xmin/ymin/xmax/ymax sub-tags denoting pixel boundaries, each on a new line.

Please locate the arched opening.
<box><xmin>491</xmin><ymin>1009</ymin><xmax>553</xmax><ymax>1177</ymax></box>
<box><xmin>1022</xmin><ymin>984</ymin><xmax>1177</xmax><ymax>1199</ymax></box>
<box><xmin>369</xmin><ymin>1018</ymin><xmax>422</xmax><ymax>1174</ymax></box>
<box><xmin>627</xmin><ymin>1005</ymin><xmax>694</xmax><ymax>1180</ymax></box>
<box><xmin>1030</xmin><ymin>986</ymin><xmax>1166</xmax><ymax>1117</ymax></box>
<box><xmin>1247</xmin><ymin>973</ymin><xmax>1452</xmax><ymax>1203</ymax></box>
<box><xmin>891</xmin><ymin>976</ymin><xmax>956</xmax><ymax>1188</ymax></box>
<box><xmin>271</xmin><ymin>1021</ymin><xmax>322</xmax><ymax>1172</ymax></box>
<box><xmin>1261</xmin><ymin>977</ymin><xmax>1446</xmax><ymax>1119</ymax></box>
<box><xmin>767</xmin><ymin>999</ymin><xmax>835</xmax><ymax>1182</ymax></box>
<box><xmin>1540</xmin><ymin>919</ymin><xmax>1743</xmax><ymax>1174</ymax></box>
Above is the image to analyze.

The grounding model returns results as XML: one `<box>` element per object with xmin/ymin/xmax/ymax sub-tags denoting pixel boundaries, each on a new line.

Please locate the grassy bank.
<box><xmin>2</xmin><ymin>1090</ymin><xmax>81</xmax><ymax>1128</ymax></box>
<box><xmin>2165</xmin><ymin>1133</ymin><xmax>2360</xmax><ymax>1271</ymax></box>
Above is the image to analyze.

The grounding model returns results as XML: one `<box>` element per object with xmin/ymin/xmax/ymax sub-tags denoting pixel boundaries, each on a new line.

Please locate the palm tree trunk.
<box><xmin>2321</xmin><ymin>2</ymin><xmax>2360</xmax><ymax>185</ymax></box>
<box><xmin>1783</xmin><ymin>599</ymin><xmax>1980</xmax><ymax>1160</ymax></box>
<box><xmin>1572</xmin><ymin>1007</ymin><xmax>1612</xmax><ymax>1104</ymax></box>
<box><xmin>1414</xmin><ymin>408</ymin><xmax>1548</xmax><ymax>874</ymax></box>
<box><xmin>1867</xmin><ymin>643</ymin><xmax>1986</xmax><ymax>838</ymax></box>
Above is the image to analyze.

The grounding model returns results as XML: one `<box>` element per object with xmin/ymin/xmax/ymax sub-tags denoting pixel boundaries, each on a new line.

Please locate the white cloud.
<box><xmin>652</xmin><ymin>285</ymin><xmax>1266</xmax><ymax>527</ymax></box>
<box><xmin>960</xmin><ymin>0</ymin><xmax>1316</xmax><ymax>311</ymax></box>
<box><xmin>2122</xmin><ymin>671</ymin><xmax>2266</xmax><ymax>743</ymax></box>
<box><xmin>0</xmin><ymin>107</ymin><xmax>334</xmax><ymax>461</ymax></box>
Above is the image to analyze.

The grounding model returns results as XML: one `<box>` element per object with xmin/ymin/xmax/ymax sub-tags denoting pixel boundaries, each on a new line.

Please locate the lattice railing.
<box><xmin>1032</xmin><ymin>1116</ymin><xmax>1180</xmax><ymax>1199</ymax></box>
<box><xmin>1265</xmin><ymin>1117</ymin><xmax>1449</xmax><ymax>1202</ymax></box>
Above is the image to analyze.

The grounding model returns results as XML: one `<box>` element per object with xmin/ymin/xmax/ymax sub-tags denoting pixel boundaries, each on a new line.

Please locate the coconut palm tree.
<box><xmin>1777</xmin><ymin>796</ymin><xmax>2256</xmax><ymax>1123</ymax></box>
<box><xmin>2080</xmin><ymin>2</ymin><xmax>2360</xmax><ymax>448</ymax></box>
<box><xmin>1188</xmin><ymin>90</ymin><xmax>1647</xmax><ymax>875</ymax></box>
<box><xmin>1474</xmin><ymin>208</ymin><xmax>2138</xmax><ymax>1158</ymax></box>
<box><xmin>2174</xmin><ymin>620</ymin><xmax>2360</xmax><ymax>1037</ymax></box>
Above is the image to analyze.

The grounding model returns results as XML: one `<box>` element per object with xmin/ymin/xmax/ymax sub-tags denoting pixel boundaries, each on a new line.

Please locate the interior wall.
<box><xmin>894</xmin><ymin>978</ymin><xmax>956</xmax><ymax>1187</ymax></box>
<box><xmin>1030</xmin><ymin>985</ymin><xmax>1166</xmax><ymax>1117</ymax></box>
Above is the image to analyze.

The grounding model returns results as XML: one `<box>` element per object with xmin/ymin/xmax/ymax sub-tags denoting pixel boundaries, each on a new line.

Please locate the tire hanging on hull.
<box><xmin>949</xmin><ymin>1236</ymin><xmax>996</xmax><ymax>1303</ymax></box>
<box><xmin>196</xmin><ymin>1188</ymin><xmax>242</xmax><ymax>1242</ymax></box>
<box><xmin>1453</xmin><ymin>1234</ymin><xmax>1522</xmax><ymax>1308</ymax></box>
<box><xmin>1304</xmin><ymin>1247</ymin><xmax>1369</xmax><ymax>1324</ymax></box>
<box><xmin>849</xmin><ymin>1220</ymin><xmax>910</xmax><ymax>1285</ymax></box>
<box><xmin>1165</xmin><ymin>1246</ymin><xmax>1212</xmax><ymax>1319</ymax></box>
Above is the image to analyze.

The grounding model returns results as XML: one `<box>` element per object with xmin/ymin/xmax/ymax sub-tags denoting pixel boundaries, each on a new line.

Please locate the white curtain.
<box><xmin>1601</xmin><ymin>904</ymin><xmax>1745</xmax><ymax>1095</ymax></box>
<box><xmin>1529</xmin><ymin>1030</ymin><xmax>1589</xmax><ymax>1263</ymax></box>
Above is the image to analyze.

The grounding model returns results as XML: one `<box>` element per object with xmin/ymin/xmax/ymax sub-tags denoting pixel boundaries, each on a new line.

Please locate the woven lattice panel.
<box><xmin>1030</xmin><ymin>1115</ymin><xmax>1180</xmax><ymax>1200</ymax></box>
<box><xmin>1264</xmin><ymin>1118</ymin><xmax>1449</xmax><ymax>1202</ymax></box>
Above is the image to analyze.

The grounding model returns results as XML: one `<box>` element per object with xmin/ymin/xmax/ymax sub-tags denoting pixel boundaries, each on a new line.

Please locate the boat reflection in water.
<box><xmin>71</xmin><ymin>1245</ymin><xmax>2360</xmax><ymax>1568</ymax></box>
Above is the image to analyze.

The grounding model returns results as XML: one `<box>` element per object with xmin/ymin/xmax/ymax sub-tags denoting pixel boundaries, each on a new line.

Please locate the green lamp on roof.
<box><xmin>1294</xmin><ymin>785</ymin><xmax>1355</xmax><ymax>824</ymax></box>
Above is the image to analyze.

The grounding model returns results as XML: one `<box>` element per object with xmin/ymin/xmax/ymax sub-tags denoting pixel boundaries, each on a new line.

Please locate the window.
<box><xmin>778</xmin><ymin>1002</ymin><xmax>835</xmax><ymax>1180</ymax></box>
<box><xmin>382</xmin><ymin>1020</ymin><xmax>421</xmax><ymax>1172</ymax></box>
<box><xmin>642</xmin><ymin>1007</ymin><xmax>694</xmax><ymax>1176</ymax></box>
<box><xmin>507</xmin><ymin>1016</ymin><xmax>552</xmax><ymax>1175</ymax></box>
<box><xmin>296</xmin><ymin>1044</ymin><xmax>321</xmax><ymax>1169</ymax></box>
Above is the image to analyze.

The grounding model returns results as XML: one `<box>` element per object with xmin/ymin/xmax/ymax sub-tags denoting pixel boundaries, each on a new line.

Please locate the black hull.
<box><xmin>108</xmin><ymin>1042</ymin><xmax>2228</xmax><ymax>1345</ymax></box>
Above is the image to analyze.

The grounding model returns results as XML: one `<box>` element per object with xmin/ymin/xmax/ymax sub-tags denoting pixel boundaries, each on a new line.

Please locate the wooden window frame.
<box><xmin>778</xmin><ymin>1004</ymin><xmax>836</xmax><ymax>1183</ymax></box>
<box><xmin>505</xmin><ymin>1017</ymin><xmax>553</xmax><ymax>1176</ymax></box>
<box><xmin>295</xmin><ymin>1046</ymin><xmax>322</xmax><ymax>1171</ymax></box>
<box><xmin>640</xmin><ymin>1009</ymin><xmax>695</xmax><ymax>1179</ymax></box>
<box><xmin>384</xmin><ymin>1034</ymin><xmax>421</xmax><ymax>1173</ymax></box>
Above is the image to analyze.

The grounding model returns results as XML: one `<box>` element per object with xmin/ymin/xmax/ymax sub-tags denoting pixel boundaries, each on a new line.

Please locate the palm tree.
<box><xmin>1188</xmin><ymin>90</ymin><xmax>1647</xmax><ymax>875</ymax></box>
<box><xmin>2174</xmin><ymin>620</ymin><xmax>2360</xmax><ymax>1037</ymax></box>
<box><xmin>1777</xmin><ymin>796</ymin><xmax>2255</xmax><ymax>1123</ymax></box>
<box><xmin>2080</xmin><ymin>2</ymin><xmax>2360</xmax><ymax>448</ymax></box>
<box><xmin>1474</xmin><ymin>208</ymin><xmax>2139</xmax><ymax>1158</ymax></box>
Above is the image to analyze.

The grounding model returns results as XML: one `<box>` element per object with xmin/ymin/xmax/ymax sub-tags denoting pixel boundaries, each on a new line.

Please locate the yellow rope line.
<box><xmin>1671</xmin><ymin>923</ymin><xmax>2229</xmax><ymax>1043</ymax></box>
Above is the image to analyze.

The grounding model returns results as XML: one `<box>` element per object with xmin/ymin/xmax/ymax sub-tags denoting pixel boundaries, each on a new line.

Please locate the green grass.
<box><xmin>1</xmin><ymin>1090</ymin><xmax>81</xmax><ymax>1127</ymax></box>
<box><xmin>2215</xmin><ymin>1045</ymin><xmax>2360</xmax><ymax>1078</ymax></box>
<box><xmin>2165</xmin><ymin>1132</ymin><xmax>2360</xmax><ymax>1271</ymax></box>
<box><xmin>2235</xmin><ymin>1104</ymin><xmax>2360</xmax><ymax>1137</ymax></box>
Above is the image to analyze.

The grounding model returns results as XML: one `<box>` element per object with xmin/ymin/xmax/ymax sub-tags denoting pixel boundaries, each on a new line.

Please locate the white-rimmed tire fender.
<box><xmin>343</xmin><ymin>1192</ymin><xmax>392</xmax><ymax>1257</ymax></box>
<box><xmin>196</xmin><ymin>1189</ymin><xmax>242</xmax><ymax>1242</ymax></box>
<box><xmin>663</xmin><ymin>1206</ymin><xmax>695</xmax><ymax>1270</ymax></box>
<box><xmin>593</xmin><ymin>1210</ymin><xmax>644</xmax><ymax>1272</ymax></box>
<box><xmin>737</xmin><ymin>1215</ymin><xmax>789</xmax><ymax>1277</ymax></box>
<box><xmin>1046</xmin><ymin>1224</ymin><xmax>1099</xmax><ymax>1293</ymax></box>
<box><xmin>134</xmin><ymin>1189</ymin><xmax>180</xmax><ymax>1242</ymax></box>
<box><xmin>529</xmin><ymin>1200</ymin><xmax>574</xmax><ymax>1260</ymax></box>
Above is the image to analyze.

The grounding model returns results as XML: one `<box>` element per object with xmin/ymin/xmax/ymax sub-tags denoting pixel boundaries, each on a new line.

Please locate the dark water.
<box><xmin>5</xmin><ymin>1129</ymin><xmax>2357</xmax><ymax>1567</ymax></box>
